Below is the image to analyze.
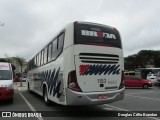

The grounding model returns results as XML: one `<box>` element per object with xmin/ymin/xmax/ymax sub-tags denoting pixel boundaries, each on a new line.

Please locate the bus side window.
<box><xmin>34</xmin><ymin>57</ymin><xmax>37</xmax><ymax>68</ymax></box>
<box><xmin>44</xmin><ymin>47</ymin><xmax>48</xmax><ymax>64</ymax></box>
<box><xmin>41</xmin><ymin>50</ymin><xmax>44</xmax><ymax>65</ymax></box>
<box><xmin>38</xmin><ymin>52</ymin><xmax>41</xmax><ymax>66</ymax></box>
<box><xmin>58</xmin><ymin>33</ymin><xmax>64</xmax><ymax>49</ymax></box>
<box><xmin>48</xmin><ymin>43</ymin><xmax>52</xmax><ymax>62</ymax></box>
<box><xmin>36</xmin><ymin>54</ymin><xmax>39</xmax><ymax>67</ymax></box>
<box><xmin>52</xmin><ymin>39</ymin><xmax>57</xmax><ymax>60</ymax></box>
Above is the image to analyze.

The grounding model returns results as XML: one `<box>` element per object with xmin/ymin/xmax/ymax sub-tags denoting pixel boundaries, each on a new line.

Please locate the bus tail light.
<box><xmin>68</xmin><ymin>70</ymin><xmax>82</xmax><ymax>92</ymax></box>
<box><xmin>119</xmin><ymin>70</ymin><xmax>125</xmax><ymax>89</ymax></box>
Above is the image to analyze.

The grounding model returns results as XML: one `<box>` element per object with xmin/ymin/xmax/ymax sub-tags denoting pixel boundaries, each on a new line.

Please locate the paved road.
<box><xmin>0</xmin><ymin>82</ymin><xmax>160</xmax><ymax>120</ymax></box>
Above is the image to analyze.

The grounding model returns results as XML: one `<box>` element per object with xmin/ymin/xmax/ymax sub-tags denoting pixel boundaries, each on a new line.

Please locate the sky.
<box><xmin>0</xmin><ymin>0</ymin><xmax>160</xmax><ymax>61</ymax></box>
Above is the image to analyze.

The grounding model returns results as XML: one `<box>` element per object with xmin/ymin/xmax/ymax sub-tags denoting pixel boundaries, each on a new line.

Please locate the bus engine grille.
<box><xmin>79</xmin><ymin>53</ymin><xmax>119</xmax><ymax>64</ymax></box>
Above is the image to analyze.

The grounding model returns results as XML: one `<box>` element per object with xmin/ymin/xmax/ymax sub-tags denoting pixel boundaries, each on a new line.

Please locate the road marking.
<box><xmin>149</xmin><ymin>117</ymin><xmax>160</xmax><ymax>120</ymax></box>
<box><xmin>104</xmin><ymin>104</ymin><xmax>160</xmax><ymax>120</ymax></box>
<box><xmin>104</xmin><ymin>104</ymin><xmax>129</xmax><ymax>111</ymax></box>
<box><xmin>18</xmin><ymin>91</ymin><xmax>44</xmax><ymax>120</ymax></box>
<box><xmin>125</xmin><ymin>94</ymin><xmax>160</xmax><ymax>102</ymax></box>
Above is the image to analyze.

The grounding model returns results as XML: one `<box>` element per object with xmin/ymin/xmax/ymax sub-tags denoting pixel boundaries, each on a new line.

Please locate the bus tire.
<box><xmin>43</xmin><ymin>87</ymin><xmax>51</xmax><ymax>106</ymax></box>
<box><xmin>143</xmin><ymin>84</ymin><xmax>148</xmax><ymax>89</ymax></box>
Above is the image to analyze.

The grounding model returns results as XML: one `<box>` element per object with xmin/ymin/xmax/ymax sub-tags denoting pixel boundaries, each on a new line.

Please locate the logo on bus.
<box><xmin>79</xmin><ymin>64</ymin><xmax>120</xmax><ymax>76</ymax></box>
<box><xmin>81</xmin><ymin>30</ymin><xmax>116</xmax><ymax>39</ymax></box>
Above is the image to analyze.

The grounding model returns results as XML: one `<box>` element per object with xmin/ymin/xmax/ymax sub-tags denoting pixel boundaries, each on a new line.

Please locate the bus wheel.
<box><xmin>143</xmin><ymin>84</ymin><xmax>148</xmax><ymax>89</ymax></box>
<box><xmin>43</xmin><ymin>87</ymin><xmax>50</xmax><ymax>106</ymax></box>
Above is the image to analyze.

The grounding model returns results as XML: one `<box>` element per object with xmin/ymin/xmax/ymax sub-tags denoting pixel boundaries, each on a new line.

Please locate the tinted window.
<box><xmin>153</xmin><ymin>74</ymin><xmax>157</xmax><ymax>76</ymax></box>
<box><xmin>48</xmin><ymin>43</ymin><xmax>52</xmax><ymax>62</ymax></box>
<box><xmin>0</xmin><ymin>70</ymin><xmax>12</xmax><ymax>80</ymax></box>
<box><xmin>34</xmin><ymin>57</ymin><xmax>37</xmax><ymax>68</ymax></box>
<box><xmin>38</xmin><ymin>52</ymin><xmax>41</xmax><ymax>66</ymax></box>
<box><xmin>44</xmin><ymin>47</ymin><xmax>48</xmax><ymax>64</ymax></box>
<box><xmin>130</xmin><ymin>76</ymin><xmax>141</xmax><ymax>80</ymax></box>
<box><xmin>28</xmin><ymin>31</ymin><xmax>65</xmax><ymax>70</ymax></box>
<box><xmin>52</xmin><ymin>39</ymin><xmax>57</xmax><ymax>60</ymax></box>
<box><xmin>74</xmin><ymin>23</ymin><xmax>122</xmax><ymax>48</ymax></box>
<box><xmin>58</xmin><ymin>33</ymin><xmax>64</xmax><ymax>49</ymax></box>
<box><xmin>36</xmin><ymin>54</ymin><xmax>39</xmax><ymax>67</ymax></box>
<box><xmin>125</xmin><ymin>72</ymin><xmax>135</xmax><ymax>76</ymax></box>
<box><xmin>124</xmin><ymin>76</ymin><xmax>129</xmax><ymax>80</ymax></box>
<box><xmin>41</xmin><ymin>50</ymin><xmax>44</xmax><ymax>65</ymax></box>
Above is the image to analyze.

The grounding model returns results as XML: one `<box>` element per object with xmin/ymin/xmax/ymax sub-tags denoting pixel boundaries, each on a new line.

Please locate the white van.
<box><xmin>0</xmin><ymin>62</ymin><xmax>14</xmax><ymax>102</ymax></box>
<box><xmin>147</xmin><ymin>72</ymin><xmax>157</xmax><ymax>84</ymax></box>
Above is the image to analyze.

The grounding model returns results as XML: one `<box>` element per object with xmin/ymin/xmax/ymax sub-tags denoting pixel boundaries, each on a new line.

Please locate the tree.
<box><xmin>125</xmin><ymin>50</ymin><xmax>160</xmax><ymax>71</ymax></box>
<box><xmin>153</xmin><ymin>51</ymin><xmax>160</xmax><ymax>67</ymax></box>
<box><xmin>124</xmin><ymin>54</ymin><xmax>139</xmax><ymax>70</ymax></box>
<box><xmin>14</xmin><ymin>56</ymin><xmax>26</xmax><ymax>86</ymax></box>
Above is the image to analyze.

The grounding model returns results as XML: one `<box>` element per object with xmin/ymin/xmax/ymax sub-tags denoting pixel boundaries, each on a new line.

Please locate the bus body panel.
<box><xmin>74</xmin><ymin>45</ymin><xmax>123</xmax><ymax>92</ymax></box>
<box><xmin>28</xmin><ymin>53</ymin><xmax>67</xmax><ymax>105</ymax></box>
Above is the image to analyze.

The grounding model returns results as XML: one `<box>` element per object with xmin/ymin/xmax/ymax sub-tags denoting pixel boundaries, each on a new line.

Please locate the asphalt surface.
<box><xmin>0</xmin><ymin>83</ymin><xmax>160</xmax><ymax>120</ymax></box>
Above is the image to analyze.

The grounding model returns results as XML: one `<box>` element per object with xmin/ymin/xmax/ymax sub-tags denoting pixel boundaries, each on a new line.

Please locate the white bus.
<box><xmin>27</xmin><ymin>21</ymin><xmax>125</xmax><ymax>106</ymax></box>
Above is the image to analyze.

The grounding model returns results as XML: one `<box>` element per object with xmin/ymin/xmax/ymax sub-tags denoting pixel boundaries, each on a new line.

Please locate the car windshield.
<box><xmin>0</xmin><ymin>70</ymin><xmax>12</xmax><ymax>80</ymax></box>
<box><xmin>130</xmin><ymin>76</ymin><xmax>141</xmax><ymax>80</ymax></box>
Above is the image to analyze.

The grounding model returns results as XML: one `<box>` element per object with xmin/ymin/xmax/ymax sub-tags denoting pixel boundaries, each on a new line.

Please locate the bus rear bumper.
<box><xmin>66</xmin><ymin>87</ymin><xmax>125</xmax><ymax>105</ymax></box>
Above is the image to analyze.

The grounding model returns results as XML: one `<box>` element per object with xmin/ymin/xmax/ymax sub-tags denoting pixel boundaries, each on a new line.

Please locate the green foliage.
<box><xmin>125</xmin><ymin>50</ymin><xmax>160</xmax><ymax>70</ymax></box>
<box><xmin>15</xmin><ymin>73</ymin><xmax>21</xmax><ymax>77</ymax></box>
<box><xmin>13</xmin><ymin>56</ymin><xmax>26</xmax><ymax>86</ymax></box>
<box><xmin>14</xmin><ymin>56</ymin><xmax>26</xmax><ymax>67</ymax></box>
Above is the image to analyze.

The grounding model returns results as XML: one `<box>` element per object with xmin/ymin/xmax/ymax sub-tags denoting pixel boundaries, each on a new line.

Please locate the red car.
<box><xmin>124</xmin><ymin>76</ymin><xmax>153</xmax><ymax>89</ymax></box>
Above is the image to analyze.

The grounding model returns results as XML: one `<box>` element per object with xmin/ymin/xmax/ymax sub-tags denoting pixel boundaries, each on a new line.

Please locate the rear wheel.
<box><xmin>143</xmin><ymin>84</ymin><xmax>148</xmax><ymax>89</ymax></box>
<box><xmin>43</xmin><ymin>87</ymin><xmax>51</xmax><ymax>106</ymax></box>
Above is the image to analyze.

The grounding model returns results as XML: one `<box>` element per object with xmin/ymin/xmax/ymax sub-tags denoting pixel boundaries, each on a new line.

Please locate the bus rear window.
<box><xmin>74</xmin><ymin>23</ymin><xmax>122</xmax><ymax>48</ymax></box>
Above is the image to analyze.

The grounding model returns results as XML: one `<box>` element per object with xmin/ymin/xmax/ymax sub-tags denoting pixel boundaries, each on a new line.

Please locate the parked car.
<box><xmin>14</xmin><ymin>76</ymin><xmax>20</xmax><ymax>82</ymax></box>
<box><xmin>155</xmin><ymin>72</ymin><xmax>160</xmax><ymax>87</ymax></box>
<box><xmin>19</xmin><ymin>77</ymin><xmax>27</xmax><ymax>82</ymax></box>
<box><xmin>147</xmin><ymin>73</ymin><xmax>157</xmax><ymax>84</ymax></box>
<box><xmin>124</xmin><ymin>76</ymin><xmax>153</xmax><ymax>89</ymax></box>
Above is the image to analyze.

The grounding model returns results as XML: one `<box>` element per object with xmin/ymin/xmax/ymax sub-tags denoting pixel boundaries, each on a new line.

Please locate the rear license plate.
<box><xmin>98</xmin><ymin>95</ymin><xmax>107</xmax><ymax>100</ymax></box>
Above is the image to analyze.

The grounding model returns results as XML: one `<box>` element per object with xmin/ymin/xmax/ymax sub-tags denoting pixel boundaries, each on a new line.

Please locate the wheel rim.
<box><xmin>144</xmin><ymin>84</ymin><xmax>148</xmax><ymax>88</ymax></box>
